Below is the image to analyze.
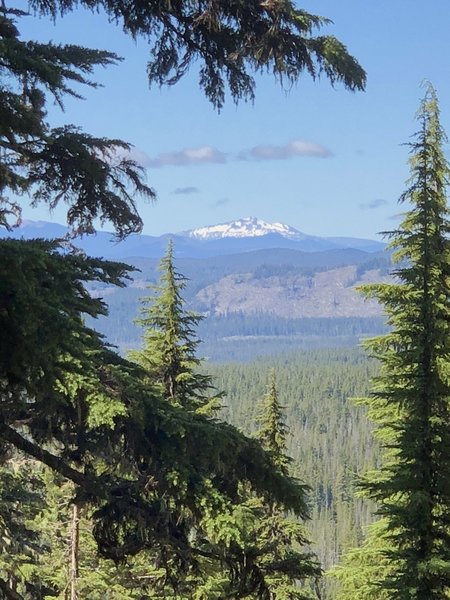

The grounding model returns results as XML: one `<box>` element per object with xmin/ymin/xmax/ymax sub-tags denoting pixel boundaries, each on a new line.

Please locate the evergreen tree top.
<box><xmin>257</xmin><ymin>370</ymin><xmax>291</xmax><ymax>475</ymax></box>
<box><xmin>131</xmin><ymin>240</ymin><xmax>222</xmax><ymax>414</ymax></box>
<box><xmin>388</xmin><ymin>83</ymin><xmax>450</xmax><ymax>259</ymax></box>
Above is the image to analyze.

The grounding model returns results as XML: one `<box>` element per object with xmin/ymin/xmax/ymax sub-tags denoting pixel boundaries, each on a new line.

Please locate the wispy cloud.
<box><xmin>146</xmin><ymin>146</ymin><xmax>227</xmax><ymax>168</ymax></box>
<box><xmin>360</xmin><ymin>198</ymin><xmax>388</xmax><ymax>210</ymax></box>
<box><xmin>210</xmin><ymin>197</ymin><xmax>230</xmax><ymax>207</ymax></box>
<box><xmin>388</xmin><ymin>212</ymin><xmax>404</xmax><ymax>221</ymax></box>
<box><xmin>240</xmin><ymin>139</ymin><xmax>333</xmax><ymax>161</ymax></box>
<box><xmin>172</xmin><ymin>186</ymin><xmax>200</xmax><ymax>195</ymax></box>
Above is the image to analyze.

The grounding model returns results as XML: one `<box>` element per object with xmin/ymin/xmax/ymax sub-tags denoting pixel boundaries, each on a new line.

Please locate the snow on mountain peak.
<box><xmin>186</xmin><ymin>217</ymin><xmax>304</xmax><ymax>240</ymax></box>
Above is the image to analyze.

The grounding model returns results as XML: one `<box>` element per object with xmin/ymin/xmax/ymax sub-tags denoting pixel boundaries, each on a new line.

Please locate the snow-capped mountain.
<box><xmin>186</xmin><ymin>217</ymin><xmax>305</xmax><ymax>240</ymax></box>
<box><xmin>1</xmin><ymin>218</ymin><xmax>385</xmax><ymax>258</ymax></box>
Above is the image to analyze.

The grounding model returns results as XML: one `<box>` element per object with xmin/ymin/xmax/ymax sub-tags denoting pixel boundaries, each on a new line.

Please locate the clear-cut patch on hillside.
<box><xmin>196</xmin><ymin>266</ymin><xmax>390</xmax><ymax>318</ymax></box>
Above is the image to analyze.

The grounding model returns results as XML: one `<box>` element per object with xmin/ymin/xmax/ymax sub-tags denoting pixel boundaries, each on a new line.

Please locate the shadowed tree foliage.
<box><xmin>30</xmin><ymin>0</ymin><xmax>366</xmax><ymax>110</ymax></box>
<box><xmin>0</xmin><ymin>238</ymin><xmax>314</xmax><ymax>597</ymax></box>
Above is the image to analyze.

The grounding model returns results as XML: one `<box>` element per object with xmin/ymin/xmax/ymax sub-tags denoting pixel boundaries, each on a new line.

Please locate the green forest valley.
<box><xmin>3</xmin><ymin>1</ymin><xmax>450</xmax><ymax>599</ymax></box>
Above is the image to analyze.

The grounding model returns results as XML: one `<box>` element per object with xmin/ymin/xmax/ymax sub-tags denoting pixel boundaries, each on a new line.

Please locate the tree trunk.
<box><xmin>67</xmin><ymin>503</ymin><xmax>80</xmax><ymax>600</ymax></box>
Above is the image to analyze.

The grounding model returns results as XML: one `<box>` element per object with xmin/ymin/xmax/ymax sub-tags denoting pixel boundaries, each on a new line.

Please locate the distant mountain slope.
<box><xmin>324</xmin><ymin>236</ymin><xmax>386</xmax><ymax>252</ymax></box>
<box><xmin>3</xmin><ymin>219</ymin><xmax>390</xmax><ymax>359</ymax></box>
<box><xmin>105</xmin><ymin>247</ymin><xmax>389</xmax><ymax>303</ymax></box>
<box><xmin>86</xmin><ymin>247</ymin><xmax>391</xmax><ymax>359</ymax></box>
<box><xmin>1</xmin><ymin>218</ymin><xmax>385</xmax><ymax>258</ymax></box>
<box><xmin>195</xmin><ymin>264</ymin><xmax>388</xmax><ymax>318</ymax></box>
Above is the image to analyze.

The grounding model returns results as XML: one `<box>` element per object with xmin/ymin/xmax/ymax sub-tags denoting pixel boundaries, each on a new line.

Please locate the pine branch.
<box><xmin>0</xmin><ymin>422</ymin><xmax>95</xmax><ymax>492</ymax></box>
<box><xmin>0</xmin><ymin>577</ymin><xmax>24</xmax><ymax>600</ymax></box>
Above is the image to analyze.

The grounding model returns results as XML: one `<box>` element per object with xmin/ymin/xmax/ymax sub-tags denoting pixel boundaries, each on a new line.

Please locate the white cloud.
<box><xmin>146</xmin><ymin>146</ymin><xmax>227</xmax><ymax>168</ymax></box>
<box><xmin>110</xmin><ymin>138</ymin><xmax>331</xmax><ymax>170</ymax></box>
<box><xmin>241</xmin><ymin>139</ymin><xmax>333</xmax><ymax>161</ymax></box>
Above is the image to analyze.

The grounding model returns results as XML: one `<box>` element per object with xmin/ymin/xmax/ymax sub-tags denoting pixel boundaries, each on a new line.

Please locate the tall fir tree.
<box><xmin>196</xmin><ymin>371</ymin><xmax>320</xmax><ymax>599</ymax></box>
<box><xmin>257</xmin><ymin>370</ymin><xmax>290</xmax><ymax>475</ymax></box>
<box><xmin>130</xmin><ymin>252</ymin><xmax>320</xmax><ymax>597</ymax></box>
<box><xmin>355</xmin><ymin>84</ymin><xmax>450</xmax><ymax>599</ymax></box>
<box><xmin>253</xmin><ymin>371</ymin><xmax>321</xmax><ymax>599</ymax></box>
<box><xmin>131</xmin><ymin>240</ymin><xmax>221</xmax><ymax>415</ymax></box>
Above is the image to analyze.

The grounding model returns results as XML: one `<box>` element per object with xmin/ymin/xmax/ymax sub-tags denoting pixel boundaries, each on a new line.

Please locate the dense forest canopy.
<box><xmin>209</xmin><ymin>348</ymin><xmax>379</xmax><ymax>599</ymax></box>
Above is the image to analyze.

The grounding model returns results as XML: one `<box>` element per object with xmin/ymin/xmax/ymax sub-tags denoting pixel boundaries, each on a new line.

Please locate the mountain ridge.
<box><xmin>0</xmin><ymin>218</ymin><xmax>385</xmax><ymax>258</ymax></box>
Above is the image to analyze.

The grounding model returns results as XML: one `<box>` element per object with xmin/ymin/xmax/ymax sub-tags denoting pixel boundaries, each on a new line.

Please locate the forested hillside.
<box><xmin>208</xmin><ymin>348</ymin><xmax>379</xmax><ymax>599</ymax></box>
<box><xmin>88</xmin><ymin>249</ymin><xmax>391</xmax><ymax>360</ymax></box>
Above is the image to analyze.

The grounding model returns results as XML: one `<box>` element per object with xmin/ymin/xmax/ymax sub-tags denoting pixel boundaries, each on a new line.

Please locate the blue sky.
<box><xmin>19</xmin><ymin>1</ymin><xmax>450</xmax><ymax>239</ymax></box>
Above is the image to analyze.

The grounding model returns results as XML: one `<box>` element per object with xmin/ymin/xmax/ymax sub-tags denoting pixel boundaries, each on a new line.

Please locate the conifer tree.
<box><xmin>196</xmin><ymin>371</ymin><xmax>320</xmax><ymax>599</ymax></box>
<box><xmin>257</xmin><ymin>370</ymin><xmax>290</xmax><ymax>475</ymax></box>
<box><xmin>30</xmin><ymin>0</ymin><xmax>366</xmax><ymax>111</ymax></box>
<box><xmin>331</xmin><ymin>518</ymin><xmax>392</xmax><ymax>600</ymax></box>
<box><xmin>131</xmin><ymin>240</ymin><xmax>221</xmax><ymax>415</ymax></box>
<box><xmin>0</xmin><ymin>460</ymin><xmax>50</xmax><ymax>599</ymax></box>
<box><xmin>356</xmin><ymin>84</ymin><xmax>450</xmax><ymax>599</ymax></box>
<box><xmin>252</xmin><ymin>371</ymin><xmax>321</xmax><ymax>598</ymax></box>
